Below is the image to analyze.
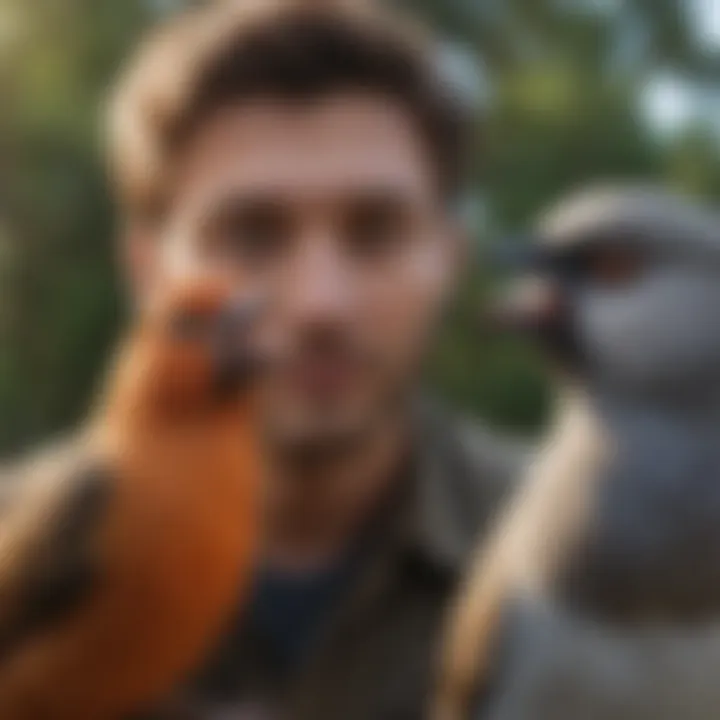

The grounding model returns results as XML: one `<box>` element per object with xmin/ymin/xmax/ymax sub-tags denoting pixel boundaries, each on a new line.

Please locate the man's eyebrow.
<box><xmin>196</xmin><ymin>182</ymin><xmax>426</xmax><ymax>224</ymax></box>
<box><xmin>198</xmin><ymin>193</ymin><xmax>289</xmax><ymax>228</ymax></box>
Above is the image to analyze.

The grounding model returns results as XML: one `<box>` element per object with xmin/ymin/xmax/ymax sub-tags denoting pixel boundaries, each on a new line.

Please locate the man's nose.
<box><xmin>283</xmin><ymin>238</ymin><xmax>356</xmax><ymax>322</ymax></box>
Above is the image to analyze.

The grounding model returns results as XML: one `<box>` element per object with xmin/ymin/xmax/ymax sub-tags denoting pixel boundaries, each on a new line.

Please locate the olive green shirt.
<box><xmin>165</xmin><ymin>407</ymin><xmax>527</xmax><ymax>720</ymax></box>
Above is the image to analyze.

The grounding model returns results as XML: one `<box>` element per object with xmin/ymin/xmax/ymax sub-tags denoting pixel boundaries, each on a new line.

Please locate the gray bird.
<box><xmin>435</xmin><ymin>184</ymin><xmax>720</xmax><ymax>720</ymax></box>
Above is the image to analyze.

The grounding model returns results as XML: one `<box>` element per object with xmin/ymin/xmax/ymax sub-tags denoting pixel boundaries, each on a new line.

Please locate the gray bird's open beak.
<box><xmin>485</xmin><ymin>276</ymin><xmax>564</xmax><ymax>334</ymax></box>
<box><xmin>480</xmin><ymin>237</ymin><xmax>584</xmax><ymax>365</ymax></box>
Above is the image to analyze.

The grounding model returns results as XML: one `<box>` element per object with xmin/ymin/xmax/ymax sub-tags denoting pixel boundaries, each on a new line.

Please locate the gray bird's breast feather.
<box><xmin>485</xmin><ymin>600</ymin><xmax>720</xmax><ymax>720</ymax></box>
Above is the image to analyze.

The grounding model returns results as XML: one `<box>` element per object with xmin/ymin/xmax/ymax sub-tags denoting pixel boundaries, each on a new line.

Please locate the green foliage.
<box><xmin>0</xmin><ymin>0</ymin><xmax>719</xmax><ymax>452</ymax></box>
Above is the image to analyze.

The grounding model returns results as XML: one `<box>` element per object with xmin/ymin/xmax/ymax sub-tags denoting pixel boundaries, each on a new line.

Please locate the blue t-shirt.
<box><xmin>248</xmin><ymin>551</ymin><xmax>360</xmax><ymax>673</ymax></box>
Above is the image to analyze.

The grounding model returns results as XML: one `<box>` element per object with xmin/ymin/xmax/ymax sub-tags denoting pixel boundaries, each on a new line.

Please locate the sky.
<box><xmin>692</xmin><ymin>0</ymin><xmax>720</xmax><ymax>51</ymax></box>
<box><xmin>642</xmin><ymin>0</ymin><xmax>720</xmax><ymax>138</ymax></box>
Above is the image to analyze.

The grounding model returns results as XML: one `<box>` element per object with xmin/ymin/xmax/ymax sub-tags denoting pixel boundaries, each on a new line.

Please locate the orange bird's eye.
<box><xmin>168</xmin><ymin>310</ymin><xmax>212</xmax><ymax>342</ymax></box>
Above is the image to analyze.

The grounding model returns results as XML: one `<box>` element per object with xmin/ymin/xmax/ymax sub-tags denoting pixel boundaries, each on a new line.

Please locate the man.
<box><xmin>57</xmin><ymin>1</ymin><xmax>527</xmax><ymax>717</ymax></box>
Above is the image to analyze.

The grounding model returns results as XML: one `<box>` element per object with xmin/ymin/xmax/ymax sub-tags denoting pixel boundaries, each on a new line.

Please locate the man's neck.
<box><xmin>261</xmin><ymin>416</ymin><xmax>411</xmax><ymax>573</ymax></box>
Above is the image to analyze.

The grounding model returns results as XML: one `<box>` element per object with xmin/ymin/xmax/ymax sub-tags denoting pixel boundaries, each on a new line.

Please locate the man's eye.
<box><xmin>209</xmin><ymin>205</ymin><xmax>290</xmax><ymax>266</ymax></box>
<box><xmin>344</xmin><ymin>204</ymin><xmax>410</xmax><ymax>259</ymax></box>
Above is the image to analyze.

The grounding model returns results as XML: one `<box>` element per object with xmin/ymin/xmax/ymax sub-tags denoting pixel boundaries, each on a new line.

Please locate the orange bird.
<box><xmin>0</xmin><ymin>280</ymin><xmax>266</xmax><ymax>719</ymax></box>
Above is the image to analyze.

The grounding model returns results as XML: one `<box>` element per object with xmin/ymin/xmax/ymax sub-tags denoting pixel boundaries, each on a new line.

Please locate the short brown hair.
<box><xmin>107</xmin><ymin>0</ymin><xmax>472</xmax><ymax>223</ymax></box>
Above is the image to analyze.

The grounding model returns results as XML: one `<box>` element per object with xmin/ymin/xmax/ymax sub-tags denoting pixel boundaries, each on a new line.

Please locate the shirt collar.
<box><xmin>396</xmin><ymin>401</ymin><xmax>499</xmax><ymax>577</ymax></box>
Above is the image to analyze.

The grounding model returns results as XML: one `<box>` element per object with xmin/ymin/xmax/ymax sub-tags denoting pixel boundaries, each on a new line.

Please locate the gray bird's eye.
<box><xmin>581</xmin><ymin>245</ymin><xmax>648</xmax><ymax>288</ymax></box>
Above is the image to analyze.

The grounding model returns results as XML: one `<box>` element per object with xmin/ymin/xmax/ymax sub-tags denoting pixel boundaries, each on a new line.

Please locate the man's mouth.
<box><xmin>283</xmin><ymin>353</ymin><xmax>366</xmax><ymax>399</ymax></box>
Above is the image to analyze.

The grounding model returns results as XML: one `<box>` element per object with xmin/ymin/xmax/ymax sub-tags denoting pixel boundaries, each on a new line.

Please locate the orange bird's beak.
<box><xmin>212</xmin><ymin>295</ymin><xmax>270</xmax><ymax>397</ymax></box>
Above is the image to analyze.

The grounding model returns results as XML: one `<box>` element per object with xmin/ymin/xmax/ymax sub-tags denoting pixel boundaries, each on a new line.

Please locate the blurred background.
<box><xmin>0</xmin><ymin>0</ymin><xmax>719</xmax><ymax>454</ymax></box>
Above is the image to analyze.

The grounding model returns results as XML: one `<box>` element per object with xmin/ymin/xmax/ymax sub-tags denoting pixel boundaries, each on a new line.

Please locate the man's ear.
<box><xmin>118</xmin><ymin>219</ymin><xmax>162</xmax><ymax>309</ymax></box>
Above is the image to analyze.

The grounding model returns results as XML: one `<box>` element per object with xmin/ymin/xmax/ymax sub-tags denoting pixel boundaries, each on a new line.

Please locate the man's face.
<box><xmin>130</xmin><ymin>95</ymin><xmax>460</xmax><ymax>450</ymax></box>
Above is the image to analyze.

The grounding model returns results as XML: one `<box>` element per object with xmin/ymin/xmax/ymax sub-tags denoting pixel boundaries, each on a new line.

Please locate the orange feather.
<box><xmin>0</xmin><ymin>281</ymin><xmax>265</xmax><ymax>719</ymax></box>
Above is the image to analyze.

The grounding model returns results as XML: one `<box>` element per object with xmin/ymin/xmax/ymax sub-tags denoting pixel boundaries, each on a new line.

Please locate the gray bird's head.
<box><xmin>496</xmin><ymin>185</ymin><xmax>720</xmax><ymax>406</ymax></box>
